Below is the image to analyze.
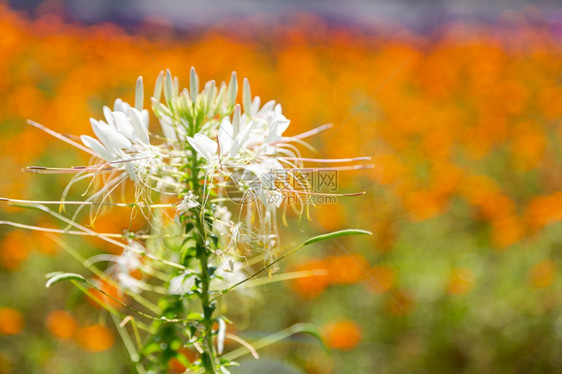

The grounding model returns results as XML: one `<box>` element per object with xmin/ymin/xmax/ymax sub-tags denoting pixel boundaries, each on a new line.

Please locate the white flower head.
<box><xmin>117</xmin><ymin>273</ymin><xmax>144</xmax><ymax>294</ymax></box>
<box><xmin>177</xmin><ymin>191</ymin><xmax>200</xmax><ymax>214</ymax></box>
<box><xmin>213</xmin><ymin>205</ymin><xmax>232</xmax><ymax>236</ymax></box>
<box><xmin>168</xmin><ymin>272</ymin><xmax>195</xmax><ymax>295</ymax></box>
<box><xmin>213</xmin><ymin>256</ymin><xmax>256</xmax><ymax>298</ymax></box>
<box><xmin>79</xmin><ymin>77</ymin><xmax>160</xmax><ymax>183</ymax></box>
<box><xmin>84</xmin><ymin>240</ymin><xmax>145</xmax><ymax>294</ymax></box>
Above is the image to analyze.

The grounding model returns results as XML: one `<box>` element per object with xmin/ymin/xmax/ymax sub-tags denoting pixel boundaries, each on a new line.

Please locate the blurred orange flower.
<box><xmin>0</xmin><ymin>231</ymin><xmax>31</xmax><ymax>271</ymax></box>
<box><xmin>291</xmin><ymin>259</ymin><xmax>330</xmax><ymax>298</ymax></box>
<box><xmin>168</xmin><ymin>348</ymin><xmax>198</xmax><ymax>373</ymax></box>
<box><xmin>76</xmin><ymin>324</ymin><xmax>115</xmax><ymax>352</ymax></box>
<box><xmin>325</xmin><ymin>254</ymin><xmax>368</xmax><ymax>285</ymax></box>
<box><xmin>0</xmin><ymin>308</ymin><xmax>24</xmax><ymax>335</ymax></box>
<box><xmin>46</xmin><ymin>310</ymin><xmax>78</xmax><ymax>340</ymax></box>
<box><xmin>491</xmin><ymin>215</ymin><xmax>525</xmax><ymax>249</ymax></box>
<box><xmin>322</xmin><ymin>320</ymin><xmax>362</xmax><ymax>350</ymax></box>
<box><xmin>525</xmin><ymin>192</ymin><xmax>562</xmax><ymax>231</ymax></box>
<box><xmin>87</xmin><ymin>277</ymin><xmax>127</xmax><ymax>310</ymax></box>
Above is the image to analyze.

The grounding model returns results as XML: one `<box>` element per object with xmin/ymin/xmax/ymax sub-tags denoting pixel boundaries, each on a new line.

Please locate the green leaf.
<box><xmin>45</xmin><ymin>273</ymin><xmax>86</xmax><ymax>288</ymax></box>
<box><xmin>185</xmin><ymin>312</ymin><xmax>204</xmax><ymax>321</ymax></box>
<box><xmin>141</xmin><ymin>341</ymin><xmax>161</xmax><ymax>355</ymax></box>
<box><xmin>303</xmin><ymin>229</ymin><xmax>372</xmax><ymax>246</ymax></box>
<box><xmin>289</xmin><ymin>323</ymin><xmax>329</xmax><ymax>351</ymax></box>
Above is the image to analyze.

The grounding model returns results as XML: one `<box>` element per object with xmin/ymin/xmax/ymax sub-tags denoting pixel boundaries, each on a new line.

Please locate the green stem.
<box><xmin>199</xmin><ymin>250</ymin><xmax>216</xmax><ymax>373</ymax></box>
<box><xmin>187</xmin><ymin>123</ymin><xmax>217</xmax><ymax>373</ymax></box>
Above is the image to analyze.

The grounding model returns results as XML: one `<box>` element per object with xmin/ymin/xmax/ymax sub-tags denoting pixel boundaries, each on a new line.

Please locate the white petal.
<box><xmin>187</xmin><ymin>133</ymin><xmax>217</xmax><ymax>162</ymax></box>
<box><xmin>233</xmin><ymin>119</ymin><xmax>257</xmax><ymax>154</ymax></box>
<box><xmin>160</xmin><ymin>118</ymin><xmax>177</xmax><ymax>142</ymax></box>
<box><xmin>141</xmin><ymin>109</ymin><xmax>150</xmax><ymax>129</ymax></box>
<box><xmin>104</xmin><ymin>123</ymin><xmax>132</xmax><ymax>148</ymax></box>
<box><xmin>112</xmin><ymin>111</ymin><xmax>134</xmax><ymax>139</ymax></box>
<box><xmin>113</xmin><ymin>98</ymin><xmax>130</xmax><ymax>113</ymax></box>
<box><xmin>258</xmin><ymin>100</ymin><xmax>276</xmax><ymax>115</ymax></box>
<box><xmin>103</xmin><ymin>106</ymin><xmax>114</xmax><ymax>127</ymax></box>
<box><xmin>218</xmin><ymin>118</ymin><xmax>233</xmax><ymax>156</ymax></box>
<box><xmin>125</xmin><ymin>162</ymin><xmax>137</xmax><ymax>181</ymax></box>
<box><xmin>89</xmin><ymin>118</ymin><xmax>113</xmax><ymax>149</ymax></box>
<box><xmin>81</xmin><ymin>135</ymin><xmax>113</xmax><ymax>161</ymax></box>
<box><xmin>128</xmin><ymin>108</ymin><xmax>150</xmax><ymax>144</ymax></box>
<box><xmin>277</xmin><ymin>118</ymin><xmax>290</xmax><ymax>135</ymax></box>
<box><xmin>266</xmin><ymin>118</ymin><xmax>291</xmax><ymax>144</ymax></box>
<box><xmin>251</xmin><ymin>96</ymin><xmax>261</xmax><ymax>116</ymax></box>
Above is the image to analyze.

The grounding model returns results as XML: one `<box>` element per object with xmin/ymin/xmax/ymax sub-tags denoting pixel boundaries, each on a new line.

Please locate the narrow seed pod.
<box><xmin>190</xmin><ymin>66</ymin><xmax>199</xmax><ymax>105</ymax></box>
<box><xmin>164</xmin><ymin>69</ymin><xmax>173</xmax><ymax>104</ymax></box>
<box><xmin>135</xmin><ymin>76</ymin><xmax>144</xmax><ymax>111</ymax></box>
<box><xmin>153</xmin><ymin>70</ymin><xmax>164</xmax><ymax>101</ymax></box>
<box><xmin>227</xmin><ymin>71</ymin><xmax>238</xmax><ymax>107</ymax></box>
<box><xmin>243</xmin><ymin>77</ymin><xmax>251</xmax><ymax>115</ymax></box>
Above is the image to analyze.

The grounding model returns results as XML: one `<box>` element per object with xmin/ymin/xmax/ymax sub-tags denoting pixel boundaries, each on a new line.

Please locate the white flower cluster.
<box><xmin>80</xmin><ymin>78</ymin><xmax>157</xmax><ymax>182</ymax></box>
<box><xmin>74</xmin><ymin>67</ymin><xmax>330</xmax><ymax>296</ymax></box>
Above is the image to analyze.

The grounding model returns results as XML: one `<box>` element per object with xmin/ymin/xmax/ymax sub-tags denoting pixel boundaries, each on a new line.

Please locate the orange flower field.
<box><xmin>1</xmin><ymin>2</ymin><xmax>562</xmax><ymax>372</ymax></box>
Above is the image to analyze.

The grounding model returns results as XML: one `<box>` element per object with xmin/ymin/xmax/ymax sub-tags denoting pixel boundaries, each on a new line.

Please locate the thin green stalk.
<box><xmin>187</xmin><ymin>114</ymin><xmax>217</xmax><ymax>373</ymax></box>
<box><xmin>220</xmin><ymin>323</ymin><xmax>324</xmax><ymax>361</ymax></box>
<box><xmin>111</xmin><ymin>313</ymin><xmax>143</xmax><ymax>372</ymax></box>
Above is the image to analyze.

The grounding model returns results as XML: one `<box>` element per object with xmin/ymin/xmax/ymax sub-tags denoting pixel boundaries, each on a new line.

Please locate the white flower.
<box><xmin>168</xmin><ymin>272</ymin><xmax>195</xmax><ymax>295</ymax></box>
<box><xmin>213</xmin><ymin>205</ymin><xmax>232</xmax><ymax>236</ymax></box>
<box><xmin>85</xmin><ymin>241</ymin><xmax>145</xmax><ymax>293</ymax></box>
<box><xmin>167</xmin><ymin>257</ymin><xmax>251</xmax><ymax>296</ymax></box>
<box><xmin>185</xmin><ymin>102</ymin><xmax>292</xmax><ymax>210</ymax></box>
<box><xmin>116</xmin><ymin>273</ymin><xmax>144</xmax><ymax>294</ymax></box>
<box><xmin>79</xmin><ymin>77</ymin><xmax>158</xmax><ymax>182</ymax></box>
<box><xmin>177</xmin><ymin>191</ymin><xmax>200</xmax><ymax>213</ymax></box>
<box><xmin>114</xmin><ymin>242</ymin><xmax>145</xmax><ymax>293</ymax></box>
<box><xmin>214</xmin><ymin>257</ymin><xmax>246</xmax><ymax>289</ymax></box>
<box><xmin>81</xmin><ymin>106</ymin><xmax>150</xmax><ymax>155</ymax></box>
<box><xmin>213</xmin><ymin>257</ymin><xmax>256</xmax><ymax>297</ymax></box>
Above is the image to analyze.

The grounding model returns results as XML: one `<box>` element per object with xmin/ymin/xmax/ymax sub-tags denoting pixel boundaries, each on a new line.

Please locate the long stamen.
<box><xmin>282</xmin><ymin>156</ymin><xmax>371</xmax><ymax>163</ymax></box>
<box><xmin>285</xmin><ymin>165</ymin><xmax>374</xmax><ymax>172</ymax></box>
<box><xmin>289</xmin><ymin>123</ymin><xmax>333</xmax><ymax>140</ymax></box>
<box><xmin>24</xmin><ymin>166</ymin><xmax>114</xmax><ymax>174</ymax></box>
<box><xmin>277</xmin><ymin>190</ymin><xmax>366</xmax><ymax>197</ymax></box>
<box><xmin>0</xmin><ymin>197</ymin><xmax>175</xmax><ymax>208</ymax></box>
<box><xmin>0</xmin><ymin>220</ymin><xmax>155</xmax><ymax>239</ymax></box>
<box><xmin>27</xmin><ymin>120</ymin><xmax>96</xmax><ymax>155</ymax></box>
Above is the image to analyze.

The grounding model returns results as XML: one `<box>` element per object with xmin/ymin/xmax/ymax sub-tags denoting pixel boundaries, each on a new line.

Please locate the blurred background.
<box><xmin>1</xmin><ymin>0</ymin><xmax>562</xmax><ymax>373</ymax></box>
